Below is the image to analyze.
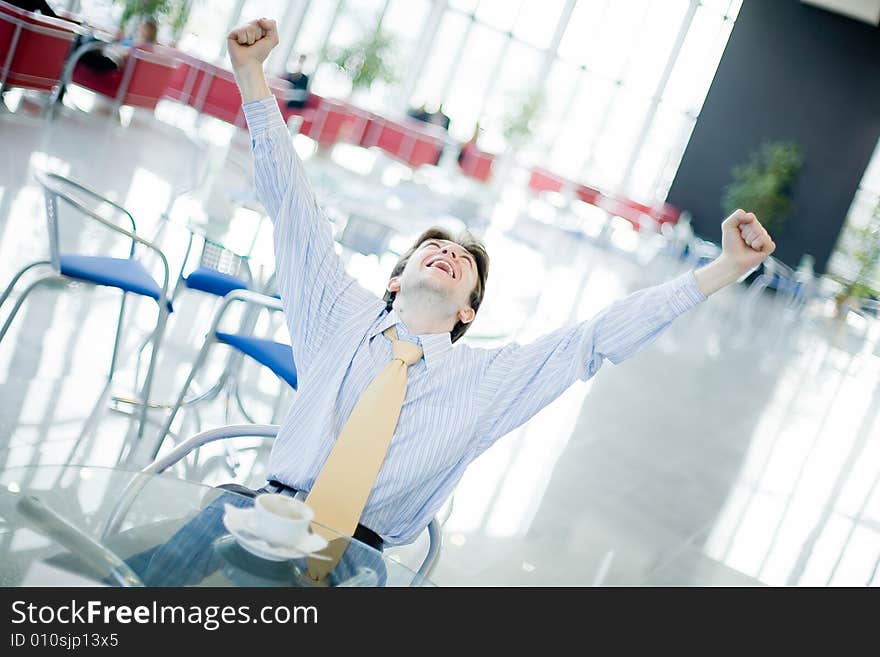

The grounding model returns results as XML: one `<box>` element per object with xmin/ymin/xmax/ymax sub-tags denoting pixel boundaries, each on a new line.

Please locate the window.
<box><xmin>412</xmin><ymin>11</ymin><xmax>470</xmax><ymax>110</ymax></box>
<box><xmin>178</xmin><ymin>0</ymin><xmax>241</xmax><ymax>62</ymax></box>
<box><xmin>239</xmin><ymin>0</ymin><xmax>288</xmax><ymax>24</ymax></box>
<box><xmin>513</xmin><ymin>0</ymin><xmax>567</xmax><ymax>50</ymax></box>
<box><xmin>164</xmin><ymin>0</ymin><xmax>741</xmax><ymax>207</ymax></box>
<box><xmin>289</xmin><ymin>0</ymin><xmax>343</xmax><ymax>69</ymax></box>
<box><xmin>828</xmin><ymin>138</ymin><xmax>880</xmax><ymax>285</ymax></box>
<box><xmin>443</xmin><ymin>23</ymin><xmax>507</xmax><ymax>140</ymax></box>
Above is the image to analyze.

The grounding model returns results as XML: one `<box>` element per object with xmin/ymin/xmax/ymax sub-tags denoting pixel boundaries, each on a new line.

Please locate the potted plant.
<box><xmin>828</xmin><ymin>201</ymin><xmax>880</xmax><ymax>317</ymax></box>
<box><xmin>113</xmin><ymin>0</ymin><xmax>190</xmax><ymax>39</ymax></box>
<box><xmin>490</xmin><ymin>88</ymin><xmax>544</xmax><ymax>192</ymax></box>
<box><xmin>501</xmin><ymin>89</ymin><xmax>543</xmax><ymax>147</ymax></box>
<box><xmin>329</xmin><ymin>26</ymin><xmax>399</xmax><ymax>95</ymax></box>
<box><xmin>722</xmin><ymin>140</ymin><xmax>804</xmax><ymax>235</ymax></box>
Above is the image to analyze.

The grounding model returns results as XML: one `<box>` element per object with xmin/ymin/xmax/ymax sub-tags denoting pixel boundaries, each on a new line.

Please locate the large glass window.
<box><xmin>178</xmin><ymin>0</ymin><xmax>242</xmax><ymax>62</ymax></box>
<box><xmin>403</xmin><ymin>0</ymin><xmax>740</xmax><ymax>205</ymax></box>
<box><xmin>513</xmin><ymin>0</ymin><xmax>566</xmax><ymax>50</ymax></box>
<box><xmin>827</xmin><ymin>138</ymin><xmax>880</xmax><ymax>287</ymax></box>
<box><xmin>411</xmin><ymin>10</ymin><xmax>471</xmax><ymax>110</ymax></box>
<box><xmin>369</xmin><ymin>0</ymin><xmax>432</xmax><ymax>108</ymax></box>
<box><xmin>289</xmin><ymin>0</ymin><xmax>343</xmax><ymax>69</ymax></box>
<box><xmin>443</xmin><ymin>23</ymin><xmax>507</xmax><ymax>140</ymax></box>
<box><xmin>239</xmin><ymin>0</ymin><xmax>288</xmax><ymax>23</ymax></box>
<box><xmin>146</xmin><ymin>0</ymin><xmax>743</xmax><ymax>207</ymax></box>
<box><xmin>72</xmin><ymin>0</ymin><xmax>118</xmax><ymax>31</ymax></box>
<box><xmin>479</xmin><ymin>40</ymin><xmax>544</xmax><ymax>152</ymax></box>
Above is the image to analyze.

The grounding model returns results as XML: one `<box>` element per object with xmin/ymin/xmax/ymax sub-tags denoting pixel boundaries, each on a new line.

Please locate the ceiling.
<box><xmin>801</xmin><ymin>0</ymin><xmax>880</xmax><ymax>24</ymax></box>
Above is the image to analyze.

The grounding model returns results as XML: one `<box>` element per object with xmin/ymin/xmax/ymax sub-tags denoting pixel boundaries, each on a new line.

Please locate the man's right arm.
<box><xmin>228</xmin><ymin>20</ymin><xmax>378</xmax><ymax>373</ymax></box>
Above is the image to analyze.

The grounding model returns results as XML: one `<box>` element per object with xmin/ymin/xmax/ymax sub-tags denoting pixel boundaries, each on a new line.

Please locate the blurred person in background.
<box><xmin>52</xmin><ymin>18</ymin><xmax>158</xmax><ymax>106</ymax></box>
<box><xmin>78</xmin><ymin>17</ymin><xmax>158</xmax><ymax>74</ymax></box>
<box><xmin>285</xmin><ymin>53</ymin><xmax>311</xmax><ymax>109</ymax></box>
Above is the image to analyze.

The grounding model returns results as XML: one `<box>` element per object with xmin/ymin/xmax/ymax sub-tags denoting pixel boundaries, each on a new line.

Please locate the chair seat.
<box><xmin>215</xmin><ymin>332</ymin><xmax>297</xmax><ymax>389</ymax></box>
<box><xmin>59</xmin><ymin>254</ymin><xmax>172</xmax><ymax>311</ymax></box>
<box><xmin>185</xmin><ymin>267</ymin><xmax>249</xmax><ymax>298</ymax></box>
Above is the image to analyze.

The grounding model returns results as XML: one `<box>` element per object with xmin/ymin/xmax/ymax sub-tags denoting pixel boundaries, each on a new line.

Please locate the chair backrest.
<box><xmin>163</xmin><ymin>52</ymin><xmax>204</xmax><ymax>105</ymax></box>
<box><xmin>196</xmin><ymin>64</ymin><xmax>245</xmax><ymax>126</ymax></box>
<box><xmin>0</xmin><ymin>8</ymin><xmax>79</xmax><ymax>92</ymax></box>
<box><xmin>36</xmin><ymin>171</ymin><xmax>138</xmax><ymax>269</ymax></box>
<box><xmin>529</xmin><ymin>167</ymin><xmax>565</xmax><ymax>194</ymax></box>
<box><xmin>116</xmin><ymin>46</ymin><xmax>178</xmax><ymax>109</ymax></box>
<box><xmin>405</xmin><ymin>134</ymin><xmax>443</xmax><ymax>168</ymax></box>
<box><xmin>460</xmin><ymin>147</ymin><xmax>494</xmax><ymax>182</ymax></box>
<box><xmin>575</xmin><ymin>184</ymin><xmax>602</xmax><ymax>206</ymax></box>
<box><xmin>70</xmin><ymin>44</ymin><xmax>179</xmax><ymax>110</ymax></box>
<box><xmin>306</xmin><ymin>99</ymin><xmax>357</xmax><ymax>146</ymax></box>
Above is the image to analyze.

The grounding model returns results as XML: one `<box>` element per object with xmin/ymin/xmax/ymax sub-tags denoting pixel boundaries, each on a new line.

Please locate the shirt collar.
<box><xmin>371</xmin><ymin>308</ymin><xmax>453</xmax><ymax>371</ymax></box>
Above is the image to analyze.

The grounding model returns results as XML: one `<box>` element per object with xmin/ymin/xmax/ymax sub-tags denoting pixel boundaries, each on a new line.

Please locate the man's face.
<box><xmin>388</xmin><ymin>238</ymin><xmax>479</xmax><ymax>324</ymax></box>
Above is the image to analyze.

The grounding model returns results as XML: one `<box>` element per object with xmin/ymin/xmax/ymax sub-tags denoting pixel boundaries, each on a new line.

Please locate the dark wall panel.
<box><xmin>667</xmin><ymin>0</ymin><xmax>880</xmax><ymax>273</ymax></box>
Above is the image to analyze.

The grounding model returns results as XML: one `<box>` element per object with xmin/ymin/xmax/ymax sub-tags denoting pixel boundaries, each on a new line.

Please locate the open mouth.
<box><xmin>426</xmin><ymin>256</ymin><xmax>455</xmax><ymax>279</ymax></box>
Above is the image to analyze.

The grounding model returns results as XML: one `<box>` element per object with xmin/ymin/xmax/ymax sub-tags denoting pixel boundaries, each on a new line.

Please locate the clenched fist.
<box><xmin>721</xmin><ymin>209</ymin><xmax>776</xmax><ymax>274</ymax></box>
<box><xmin>227</xmin><ymin>18</ymin><xmax>278</xmax><ymax>71</ymax></box>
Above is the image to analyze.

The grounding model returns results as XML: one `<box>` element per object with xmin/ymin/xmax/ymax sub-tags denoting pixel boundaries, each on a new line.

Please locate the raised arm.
<box><xmin>228</xmin><ymin>19</ymin><xmax>378</xmax><ymax>373</ymax></box>
<box><xmin>471</xmin><ymin>210</ymin><xmax>775</xmax><ymax>452</ymax></box>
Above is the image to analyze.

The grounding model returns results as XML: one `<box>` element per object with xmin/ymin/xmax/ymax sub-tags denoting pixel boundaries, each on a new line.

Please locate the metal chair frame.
<box><xmin>0</xmin><ymin>171</ymin><xmax>170</xmax><ymax>439</ymax></box>
<box><xmin>150</xmin><ymin>289</ymin><xmax>289</xmax><ymax>460</ymax></box>
<box><xmin>124</xmin><ymin>228</ymin><xmax>256</xmax><ymax>389</ymax></box>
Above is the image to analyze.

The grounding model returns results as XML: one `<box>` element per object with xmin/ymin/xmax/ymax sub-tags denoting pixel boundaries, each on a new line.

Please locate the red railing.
<box><xmin>528</xmin><ymin>166</ymin><xmax>681</xmax><ymax>231</ymax></box>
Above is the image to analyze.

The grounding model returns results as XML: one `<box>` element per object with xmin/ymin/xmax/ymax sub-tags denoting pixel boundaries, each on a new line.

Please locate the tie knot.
<box><xmin>384</xmin><ymin>327</ymin><xmax>423</xmax><ymax>366</ymax></box>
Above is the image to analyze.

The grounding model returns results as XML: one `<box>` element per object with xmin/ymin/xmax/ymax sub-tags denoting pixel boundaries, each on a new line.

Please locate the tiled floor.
<box><xmin>1</xmin><ymin>92</ymin><xmax>878</xmax><ymax>586</ymax></box>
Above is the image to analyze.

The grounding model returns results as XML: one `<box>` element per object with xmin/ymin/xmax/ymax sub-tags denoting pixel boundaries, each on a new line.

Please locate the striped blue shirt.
<box><xmin>243</xmin><ymin>96</ymin><xmax>706</xmax><ymax>546</ymax></box>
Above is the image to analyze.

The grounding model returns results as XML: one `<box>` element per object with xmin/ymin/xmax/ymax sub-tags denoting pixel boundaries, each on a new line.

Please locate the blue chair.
<box><xmin>151</xmin><ymin>289</ymin><xmax>295</xmax><ymax>460</ymax></box>
<box><xmin>0</xmin><ymin>171</ymin><xmax>171</xmax><ymax>439</ymax></box>
<box><xmin>115</xmin><ymin>229</ymin><xmax>257</xmax><ymax>415</ymax></box>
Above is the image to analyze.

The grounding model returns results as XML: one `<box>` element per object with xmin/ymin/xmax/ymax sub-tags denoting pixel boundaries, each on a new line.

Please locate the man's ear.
<box><xmin>386</xmin><ymin>276</ymin><xmax>401</xmax><ymax>294</ymax></box>
<box><xmin>457</xmin><ymin>306</ymin><xmax>475</xmax><ymax>325</ymax></box>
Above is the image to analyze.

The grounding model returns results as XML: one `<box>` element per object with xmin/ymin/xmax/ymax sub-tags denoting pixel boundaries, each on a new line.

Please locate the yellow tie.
<box><xmin>305</xmin><ymin>326</ymin><xmax>422</xmax><ymax>581</ymax></box>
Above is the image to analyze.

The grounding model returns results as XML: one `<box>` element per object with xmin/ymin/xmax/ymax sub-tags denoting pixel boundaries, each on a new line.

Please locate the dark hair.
<box><xmin>383</xmin><ymin>227</ymin><xmax>489</xmax><ymax>343</ymax></box>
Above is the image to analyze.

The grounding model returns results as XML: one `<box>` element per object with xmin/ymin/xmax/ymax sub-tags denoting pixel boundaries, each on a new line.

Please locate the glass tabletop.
<box><xmin>0</xmin><ymin>465</ymin><xmax>434</xmax><ymax>588</ymax></box>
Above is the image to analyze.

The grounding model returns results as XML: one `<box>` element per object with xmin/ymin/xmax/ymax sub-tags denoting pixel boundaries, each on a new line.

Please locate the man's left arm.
<box><xmin>471</xmin><ymin>210</ymin><xmax>775</xmax><ymax>450</ymax></box>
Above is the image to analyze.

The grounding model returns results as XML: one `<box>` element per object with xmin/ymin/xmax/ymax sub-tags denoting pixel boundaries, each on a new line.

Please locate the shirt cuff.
<box><xmin>241</xmin><ymin>96</ymin><xmax>286</xmax><ymax>136</ymax></box>
<box><xmin>665</xmin><ymin>270</ymin><xmax>707</xmax><ymax>317</ymax></box>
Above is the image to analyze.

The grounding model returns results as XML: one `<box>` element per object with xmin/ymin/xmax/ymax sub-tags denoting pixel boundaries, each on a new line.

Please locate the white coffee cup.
<box><xmin>250</xmin><ymin>493</ymin><xmax>314</xmax><ymax>546</ymax></box>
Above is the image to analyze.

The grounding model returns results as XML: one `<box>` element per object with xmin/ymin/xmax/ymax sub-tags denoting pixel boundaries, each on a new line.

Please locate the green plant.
<box><xmin>502</xmin><ymin>89</ymin><xmax>543</xmax><ymax>145</ymax></box>
<box><xmin>830</xmin><ymin>201</ymin><xmax>880</xmax><ymax>302</ymax></box>
<box><xmin>722</xmin><ymin>141</ymin><xmax>804</xmax><ymax>234</ymax></box>
<box><xmin>330</xmin><ymin>27</ymin><xmax>399</xmax><ymax>92</ymax></box>
<box><xmin>167</xmin><ymin>0</ymin><xmax>191</xmax><ymax>35</ymax></box>
<box><xmin>113</xmin><ymin>0</ymin><xmax>188</xmax><ymax>33</ymax></box>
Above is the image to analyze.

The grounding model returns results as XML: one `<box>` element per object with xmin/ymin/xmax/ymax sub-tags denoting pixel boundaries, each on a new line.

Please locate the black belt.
<box><xmin>266</xmin><ymin>480</ymin><xmax>384</xmax><ymax>552</ymax></box>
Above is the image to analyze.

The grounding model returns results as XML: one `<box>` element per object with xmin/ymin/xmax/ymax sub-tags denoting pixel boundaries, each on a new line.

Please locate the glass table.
<box><xmin>0</xmin><ymin>465</ymin><xmax>434</xmax><ymax>588</ymax></box>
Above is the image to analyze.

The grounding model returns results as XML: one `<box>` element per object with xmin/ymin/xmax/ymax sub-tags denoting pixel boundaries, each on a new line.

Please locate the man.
<box><xmin>125</xmin><ymin>18</ymin><xmax>775</xmax><ymax>586</ymax></box>
<box><xmin>228</xmin><ymin>17</ymin><xmax>775</xmax><ymax>545</ymax></box>
<box><xmin>285</xmin><ymin>53</ymin><xmax>310</xmax><ymax>109</ymax></box>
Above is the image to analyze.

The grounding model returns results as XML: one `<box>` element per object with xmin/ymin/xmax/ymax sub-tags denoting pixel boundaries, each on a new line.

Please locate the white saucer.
<box><xmin>222</xmin><ymin>504</ymin><xmax>329</xmax><ymax>562</ymax></box>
